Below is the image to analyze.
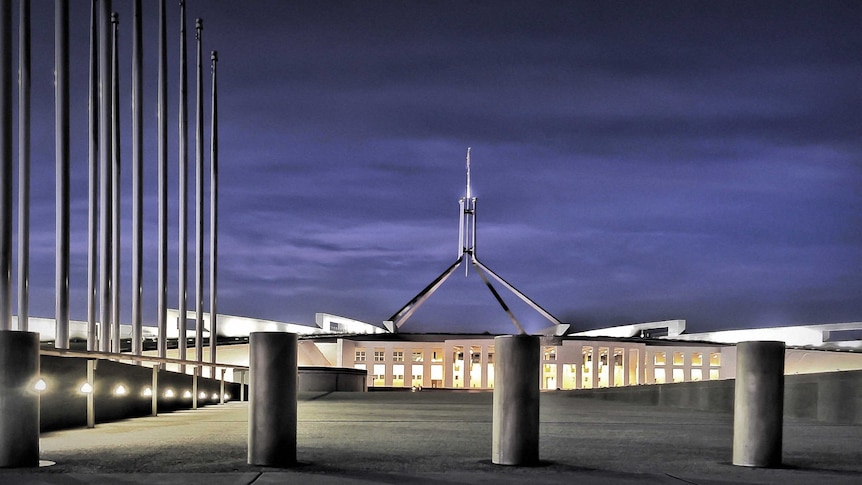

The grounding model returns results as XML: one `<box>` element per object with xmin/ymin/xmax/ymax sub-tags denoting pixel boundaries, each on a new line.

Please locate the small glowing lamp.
<box><xmin>223</xmin><ymin>393</ymin><xmax>230</xmax><ymax>401</ymax></box>
<box><xmin>199</xmin><ymin>391</ymin><xmax>207</xmax><ymax>400</ymax></box>
<box><xmin>211</xmin><ymin>393</ymin><xmax>218</xmax><ymax>400</ymax></box>
<box><xmin>164</xmin><ymin>389</ymin><xmax>175</xmax><ymax>398</ymax></box>
<box><xmin>34</xmin><ymin>379</ymin><xmax>47</xmax><ymax>392</ymax></box>
<box><xmin>142</xmin><ymin>387</ymin><xmax>153</xmax><ymax>397</ymax></box>
<box><xmin>80</xmin><ymin>382</ymin><xmax>93</xmax><ymax>394</ymax></box>
<box><xmin>114</xmin><ymin>385</ymin><xmax>128</xmax><ymax>396</ymax></box>
<box><xmin>183</xmin><ymin>390</ymin><xmax>192</xmax><ymax>399</ymax></box>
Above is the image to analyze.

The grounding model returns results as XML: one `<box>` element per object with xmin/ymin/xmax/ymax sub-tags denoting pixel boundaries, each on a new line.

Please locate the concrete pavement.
<box><xmin>1</xmin><ymin>391</ymin><xmax>860</xmax><ymax>484</ymax></box>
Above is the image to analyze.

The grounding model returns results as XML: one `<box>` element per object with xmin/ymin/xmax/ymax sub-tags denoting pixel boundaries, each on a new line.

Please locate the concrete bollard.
<box><xmin>0</xmin><ymin>331</ymin><xmax>40</xmax><ymax>468</ymax></box>
<box><xmin>733</xmin><ymin>341</ymin><xmax>785</xmax><ymax>467</ymax></box>
<box><xmin>492</xmin><ymin>334</ymin><xmax>540</xmax><ymax>466</ymax></box>
<box><xmin>248</xmin><ymin>332</ymin><xmax>297</xmax><ymax>467</ymax></box>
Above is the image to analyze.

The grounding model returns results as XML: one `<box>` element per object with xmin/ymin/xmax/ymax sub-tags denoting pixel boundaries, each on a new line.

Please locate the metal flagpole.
<box><xmin>54</xmin><ymin>0</ymin><xmax>70</xmax><ymax>349</ymax></box>
<box><xmin>98</xmin><ymin>0</ymin><xmax>112</xmax><ymax>352</ymax></box>
<box><xmin>110</xmin><ymin>11</ymin><xmax>121</xmax><ymax>353</ymax></box>
<box><xmin>178</xmin><ymin>0</ymin><xmax>188</xmax><ymax>369</ymax></box>
<box><xmin>194</xmin><ymin>18</ymin><xmax>203</xmax><ymax>367</ymax></box>
<box><xmin>0</xmin><ymin>0</ymin><xmax>12</xmax><ymax>331</ymax></box>
<box><xmin>157</xmin><ymin>0</ymin><xmax>167</xmax><ymax>362</ymax></box>
<box><xmin>209</xmin><ymin>50</ymin><xmax>218</xmax><ymax>377</ymax></box>
<box><xmin>131</xmin><ymin>0</ymin><xmax>143</xmax><ymax>356</ymax></box>
<box><xmin>87</xmin><ymin>0</ymin><xmax>98</xmax><ymax>350</ymax></box>
<box><xmin>17</xmin><ymin>0</ymin><xmax>30</xmax><ymax>332</ymax></box>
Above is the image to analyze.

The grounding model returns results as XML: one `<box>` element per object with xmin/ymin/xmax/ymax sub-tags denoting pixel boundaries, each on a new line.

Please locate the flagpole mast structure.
<box><xmin>208</xmin><ymin>50</ymin><xmax>219</xmax><ymax>377</ymax></box>
<box><xmin>386</xmin><ymin>148</ymin><xmax>568</xmax><ymax>336</ymax></box>
<box><xmin>54</xmin><ymin>0</ymin><xmax>70</xmax><ymax>348</ymax></box>
<box><xmin>194</xmin><ymin>17</ymin><xmax>204</xmax><ymax>366</ymax></box>
<box><xmin>17</xmin><ymin>0</ymin><xmax>30</xmax><ymax>332</ymax></box>
<box><xmin>178</xmin><ymin>0</ymin><xmax>189</xmax><ymax>370</ymax></box>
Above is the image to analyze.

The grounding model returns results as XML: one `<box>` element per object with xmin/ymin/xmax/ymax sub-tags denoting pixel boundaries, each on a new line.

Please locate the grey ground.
<box><xmin>1</xmin><ymin>391</ymin><xmax>860</xmax><ymax>484</ymax></box>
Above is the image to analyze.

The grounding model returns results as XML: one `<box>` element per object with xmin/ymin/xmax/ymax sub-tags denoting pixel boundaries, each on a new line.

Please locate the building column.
<box><xmin>575</xmin><ymin>347</ymin><xmax>583</xmax><ymax>389</ymax></box>
<box><xmin>621</xmin><ymin>347</ymin><xmax>629</xmax><ymax>386</ymax></box>
<box><xmin>443</xmin><ymin>342</ymin><xmax>453</xmax><ymax>388</ymax></box>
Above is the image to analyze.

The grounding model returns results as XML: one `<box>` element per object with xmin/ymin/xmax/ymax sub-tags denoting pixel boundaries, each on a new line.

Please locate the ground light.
<box><xmin>114</xmin><ymin>385</ymin><xmax>127</xmax><ymax>396</ymax></box>
<box><xmin>34</xmin><ymin>379</ymin><xmax>47</xmax><ymax>392</ymax></box>
<box><xmin>142</xmin><ymin>387</ymin><xmax>152</xmax><ymax>397</ymax></box>
<box><xmin>79</xmin><ymin>382</ymin><xmax>93</xmax><ymax>394</ymax></box>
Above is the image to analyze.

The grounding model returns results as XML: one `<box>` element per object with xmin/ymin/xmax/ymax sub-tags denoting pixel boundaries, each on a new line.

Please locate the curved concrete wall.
<box><xmin>298</xmin><ymin>366</ymin><xmax>367</xmax><ymax>392</ymax></box>
<box><xmin>564</xmin><ymin>369</ymin><xmax>862</xmax><ymax>424</ymax></box>
<box><xmin>40</xmin><ymin>355</ymin><xmax>240</xmax><ymax>431</ymax></box>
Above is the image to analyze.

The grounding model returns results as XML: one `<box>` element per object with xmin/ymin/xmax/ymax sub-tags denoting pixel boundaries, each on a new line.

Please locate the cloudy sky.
<box><xmin>13</xmin><ymin>0</ymin><xmax>862</xmax><ymax>334</ymax></box>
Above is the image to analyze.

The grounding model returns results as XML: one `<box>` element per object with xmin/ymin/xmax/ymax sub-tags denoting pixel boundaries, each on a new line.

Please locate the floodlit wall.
<box><xmin>342</xmin><ymin>338</ymin><xmax>732</xmax><ymax>390</ymax></box>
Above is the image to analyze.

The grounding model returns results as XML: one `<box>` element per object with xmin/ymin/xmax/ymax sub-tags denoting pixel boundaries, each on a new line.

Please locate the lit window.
<box><xmin>673</xmin><ymin>352</ymin><xmax>684</xmax><ymax>366</ymax></box>
<box><xmin>709</xmin><ymin>369</ymin><xmax>720</xmax><ymax>380</ymax></box>
<box><xmin>692</xmin><ymin>352</ymin><xmax>703</xmax><ymax>366</ymax></box>
<box><xmin>412</xmin><ymin>350</ymin><xmax>423</xmax><ymax>362</ymax></box>
<box><xmin>654</xmin><ymin>352</ymin><xmax>666</xmax><ymax>365</ymax></box>
<box><xmin>672</xmin><ymin>368</ymin><xmax>684</xmax><ymax>383</ymax></box>
<box><xmin>544</xmin><ymin>346</ymin><xmax>557</xmax><ymax>361</ymax></box>
<box><xmin>393</xmin><ymin>350</ymin><xmax>404</xmax><ymax>362</ymax></box>
<box><xmin>654</xmin><ymin>368</ymin><xmax>666</xmax><ymax>384</ymax></box>
<box><xmin>355</xmin><ymin>350</ymin><xmax>366</xmax><ymax>362</ymax></box>
<box><xmin>710</xmin><ymin>353</ymin><xmax>721</xmax><ymax>366</ymax></box>
<box><xmin>691</xmin><ymin>369</ymin><xmax>703</xmax><ymax>381</ymax></box>
<box><xmin>431</xmin><ymin>350</ymin><xmax>443</xmax><ymax>363</ymax></box>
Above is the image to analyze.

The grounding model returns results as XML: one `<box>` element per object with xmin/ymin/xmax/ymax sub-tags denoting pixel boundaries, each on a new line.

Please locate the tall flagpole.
<box><xmin>17</xmin><ymin>0</ymin><xmax>30</xmax><ymax>332</ymax></box>
<box><xmin>98</xmin><ymin>0</ymin><xmax>112</xmax><ymax>352</ymax></box>
<box><xmin>194</xmin><ymin>18</ymin><xmax>203</xmax><ymax>366</ymax></box>
<box><xmin>54</xmin><ymin>0</ymin><xmax>70</xmax><ymax>348</ymax></box>
<box><xmin>157</xmin><ymin>0</ymin><xmax>168</xmax><ymax>361</ymax></box>
<box><xmin>209</xmin><ymin>50</ymin><xmax>218</xmax><ymax>377</ymax></box>
<box><xmin>110</xmin><ymin>11</ymin><xmax>121</xmax><ymax>352</ymax></box>
<box><xmin>131</xmin><ymin>0</ymin><xmax>143</xmax><ymax>356</ymax></box>
<box><xmin>87</xmin><ymin>0</ymin><xmax>98</xmax><ymax>350</ymax></box>
<box><xmin>178</xmin><ymin>0</ymin><xmax>189</xmax><ymax>369</ymax></box>
<box><xmin>0</xmin><ymin>0</ymin><xmax>12</xmax><ymax>331</ymax></box>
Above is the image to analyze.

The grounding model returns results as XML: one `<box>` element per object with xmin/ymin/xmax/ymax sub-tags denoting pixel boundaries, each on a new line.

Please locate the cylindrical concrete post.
<box><xmin>733</xmin><ymin>341</ymin><xmax>784</xmax><ymax>467</ymax></box>
<box><xmin>248</xmin><ymin>332</ymin><xmax>297</xmax><ymax>467</ymax></box>
<box><xmin>492</xmin><ymin>334</ymin><xmax>540</xmax><ymax>466</ymax></box>
<box><xmin>0</xmin><ymin>330</ymin><xmax>40</xmax><ymax>467</ymax></box>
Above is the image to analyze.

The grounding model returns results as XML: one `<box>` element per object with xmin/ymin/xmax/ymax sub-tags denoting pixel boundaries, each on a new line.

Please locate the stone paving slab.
<box><xmin>0</xmin><ymin>391</ymin><xmax>860</xmax><ymax>484</ymax></box>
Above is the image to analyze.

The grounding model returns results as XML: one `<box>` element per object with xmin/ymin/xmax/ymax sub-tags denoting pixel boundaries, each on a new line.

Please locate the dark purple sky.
<box><xmin>15</xmin><ymin>0</ymin><xmax>862</xmax><ymax>334</ymax></box>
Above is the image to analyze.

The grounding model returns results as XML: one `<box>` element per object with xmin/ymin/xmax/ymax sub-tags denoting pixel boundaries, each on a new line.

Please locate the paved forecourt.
<box><xmin>1</xmin><ymin>391</ymin><xmax>861</xmax><ymax>484</ymax></box>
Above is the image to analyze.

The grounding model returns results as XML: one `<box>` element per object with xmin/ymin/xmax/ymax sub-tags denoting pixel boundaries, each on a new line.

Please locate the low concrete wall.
<box><xmin>564</xmin><ymin>369</ymin><xmax>862</xmax><ymax>424</ymax></box>
<box><xmin>298</xmin><ymin>366</ymin><xmax>367</xmax><ymax>392</ymax></box>
<box><xmin>40</xmin><ymin>355</ymin><xmax>241</xmax><ymax>432</ymax></box>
